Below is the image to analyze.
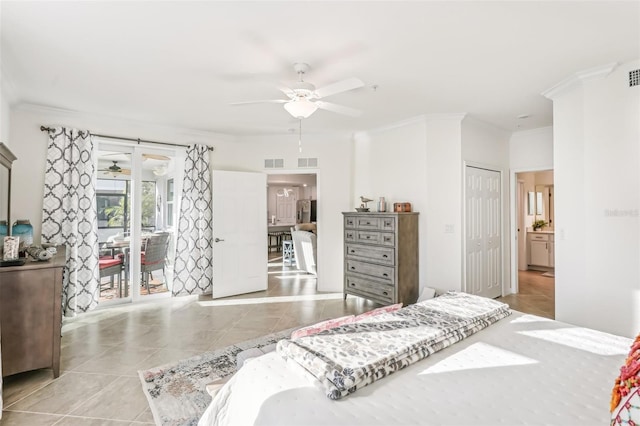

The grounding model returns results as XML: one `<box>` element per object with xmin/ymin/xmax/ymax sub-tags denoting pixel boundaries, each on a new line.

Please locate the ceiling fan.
<box><xmin>231</xmin><ymin>63</ymin><xmax>365</xmax><ymax>119</ymax></box>
<box><xmin>99</xmin><ymin>161</ymin><xmax>131</xmax><ymax>176</ymax></box>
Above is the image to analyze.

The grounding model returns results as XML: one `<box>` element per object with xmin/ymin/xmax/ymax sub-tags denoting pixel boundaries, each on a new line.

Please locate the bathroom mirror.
<box><xmin>534</xmin><ymin>184</ymin><xmax>554</xmax><ymax>226</ymax></box>
<box><xmin>527</xmin><ymin>192</ymin><xmax>535</xmax><ymax>215</ymax></box>
<box><xmin>0</xmin><ymin>143</ymin><xmax>17</xmax><ymax>235</ymax></box>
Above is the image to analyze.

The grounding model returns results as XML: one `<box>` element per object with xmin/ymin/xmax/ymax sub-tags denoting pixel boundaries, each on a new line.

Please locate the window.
<box><xmin>96</xmin><ymin>179</ymin><xmax>157</xmax><ymax>233</ymax></box>
<box><xmin>166</xmin><ymin>178</ymin><xmax>174</xmax><ymax>227</ymax></box>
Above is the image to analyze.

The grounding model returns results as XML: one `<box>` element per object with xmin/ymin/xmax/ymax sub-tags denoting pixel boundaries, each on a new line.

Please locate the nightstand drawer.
<box><xmin>345</xmin><ymin>259</ymin><xmax>394</xmax><ymax>284</ymax></box>
<box><xmin>345</xmin><ymin>244</ymin><xmax>395</xmax><ymax>265</ymax></box>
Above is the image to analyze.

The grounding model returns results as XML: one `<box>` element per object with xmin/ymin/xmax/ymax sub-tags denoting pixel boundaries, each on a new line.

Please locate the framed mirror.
<box><xmin>527</xmin><ymin>192</ymin><xmax>535</xmax><ymax>215</ymax></box>
<box><xmin>0</xmin><ymin>143</ymin><xmax>17</xmax><ymax>236</ymax></box>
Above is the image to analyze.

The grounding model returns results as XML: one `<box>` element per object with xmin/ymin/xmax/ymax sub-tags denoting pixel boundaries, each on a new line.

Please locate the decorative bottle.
<box><xmin>378</xmin><ymin>197</ymin><xmax>386</xmax><ymax>212</ymax></box>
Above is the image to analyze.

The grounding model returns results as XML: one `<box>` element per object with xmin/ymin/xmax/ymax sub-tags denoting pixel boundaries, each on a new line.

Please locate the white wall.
<box><xmin>509</xmin><ymin>127</ymin><xmax>554</xmax><ymax>170</ymax></box>
<box><xmin>352</xmin><ymin>115</ymin><xmax>467</xmax><ymax>295</ymax></box>
<box><xmin>549</xmin><ymin>60</ymin><xmax>640</xmax><ymax>338</ymax></box>
<box><xmin>461</xmin><ymin>116</ymin><xmax>512</xmax><ymax>294</ymax></box>
<box><xmin>224</xmin><ymin>133</ymin><xmax>353</xmax><ymax>292</ymax></box>
<box><xmin>353</xmin><ymin>118</ymin><xmax>429</xmax><ymax>291</ymax></box>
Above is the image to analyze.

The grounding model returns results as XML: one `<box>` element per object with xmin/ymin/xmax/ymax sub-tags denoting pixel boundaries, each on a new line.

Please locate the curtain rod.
<box><xmin>39</xmin><ymin>126</ymin><xmax>214</xmax><ymax>151</ymax></box>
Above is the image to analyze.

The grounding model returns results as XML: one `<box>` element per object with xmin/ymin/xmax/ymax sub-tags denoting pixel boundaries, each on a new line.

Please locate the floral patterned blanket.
<box><xmin>277</xmin><ymin>292</ymin><xmax>511</xmax><ymax>400</ymax></box>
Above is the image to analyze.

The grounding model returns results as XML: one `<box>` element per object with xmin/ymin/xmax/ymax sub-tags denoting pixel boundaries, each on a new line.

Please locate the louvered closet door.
<box><xmin>465</xmin><ymin>166</ymin><xmax>502</xmax><ymax>298</ymax></box>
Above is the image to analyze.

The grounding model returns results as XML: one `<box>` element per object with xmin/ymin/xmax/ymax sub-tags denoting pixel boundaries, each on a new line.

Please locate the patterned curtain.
<box><xmin>172</xmin><ymin>144</ymin><xmax>213</xmax><ymax>295</ymax></box>
<box><xmin>42</xmin><ymin>127</ymin><xmax>100</xmax><ymax>316</ymax></box>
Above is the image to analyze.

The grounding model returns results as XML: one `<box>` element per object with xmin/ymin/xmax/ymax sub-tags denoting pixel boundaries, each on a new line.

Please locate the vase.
<box><xmin>377</xmin><ymin>197</ymin><xmax>386</xmax><ymax>212</ymax></box>
<box><xmin>12</xmin><ymin>220</ymin><xmax>33</xmax><ymax>246</ymax></box>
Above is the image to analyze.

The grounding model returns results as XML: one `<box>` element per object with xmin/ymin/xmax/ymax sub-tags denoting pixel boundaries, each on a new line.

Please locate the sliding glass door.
<box><xmin>97</xmin><ymin>143</ymin><xmax>182</xmax><ymax>305</ymax></box>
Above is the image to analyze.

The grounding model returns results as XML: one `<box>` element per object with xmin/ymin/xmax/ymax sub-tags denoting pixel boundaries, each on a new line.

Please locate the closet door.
<box><xmin>465</xmin><ymin>166</ymin><xmax>502</xmax><ymax>298</ymax></box>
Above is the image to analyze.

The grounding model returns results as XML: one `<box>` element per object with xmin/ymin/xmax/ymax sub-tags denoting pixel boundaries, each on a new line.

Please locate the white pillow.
<box><xmin>417</xmin><ymin>287</ymin><xmax>436</xmax><ymax>302</ymax></box>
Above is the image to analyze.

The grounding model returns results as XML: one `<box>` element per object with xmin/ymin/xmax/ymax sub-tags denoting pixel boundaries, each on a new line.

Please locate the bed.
<box><xmin>199</xmin><ymin>293</ymin><xmax>632</xmax><ymax>426</ymax></box>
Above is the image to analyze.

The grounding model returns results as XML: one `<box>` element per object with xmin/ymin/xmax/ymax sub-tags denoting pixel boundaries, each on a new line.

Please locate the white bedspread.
<box><xmin>199</xmin><ymin>312</ymin><xmax>630</xmax><ymax>426</ymax></box>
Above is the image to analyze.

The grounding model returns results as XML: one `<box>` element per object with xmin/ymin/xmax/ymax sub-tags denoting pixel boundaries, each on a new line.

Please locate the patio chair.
<box><xmin>140</xmin><ymin>232</ymin><xmax>170</xmax><ymax>293</ymax></box>
<box><xmin>99</xmin><ymin>255</ymin><xmax>124</xmax><ymax>297</ymax></box>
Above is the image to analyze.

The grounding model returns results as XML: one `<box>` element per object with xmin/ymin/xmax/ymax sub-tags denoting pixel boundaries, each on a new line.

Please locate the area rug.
<box><xmin>139</xmin><ymin>327</ymin><xmax>295</xmax><ymax>426</ymax></box>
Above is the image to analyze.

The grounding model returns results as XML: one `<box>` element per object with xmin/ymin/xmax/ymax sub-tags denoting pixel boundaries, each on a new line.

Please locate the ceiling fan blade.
<box><xmin>142</xmin><ymin>153</ymin><xmax>170</xmax><ymax>161</ymax></box>
<box><xmin>277</xmin><ymin>85</ymin><xmax>295</xmax><ymax>98</ymax></box>
<box><xmin>314</xmin><ymin>77</ymin><xmax>365</xmax><ymax>99</ymax></box>
<box><xmin>315</xmin><ymin>101</ymin><xmax>362</xmax><ymax>117</ymax></box>
<box><xmin>230</xmin><ymin>99</ymin><xmax>289</xmax><ymax>106</ymax></box>
<box><xmin>121</xmin><ymin>169</ymin><xmax>131</xmax><ymax>175</ymax></box>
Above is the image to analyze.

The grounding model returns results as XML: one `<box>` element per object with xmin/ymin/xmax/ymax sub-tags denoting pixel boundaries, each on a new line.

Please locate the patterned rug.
<box><xmin>139</xmin><ymin>328</ymin><xmax>295</xmax><ymax>426</ymax></box>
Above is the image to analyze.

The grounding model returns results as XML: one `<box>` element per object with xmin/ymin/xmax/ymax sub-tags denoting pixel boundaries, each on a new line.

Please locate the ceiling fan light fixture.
<box><xmin>284</xmin><ymin>97</ymin><xmax>318</xmax><ymax>119</ymax></box>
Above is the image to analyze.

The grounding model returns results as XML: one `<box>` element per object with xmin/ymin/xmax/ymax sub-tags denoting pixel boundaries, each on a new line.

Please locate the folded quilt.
<box><xmin>277</xmin><ymin>292</ymin><xmax>511</xmax><ymax>400</ymax></box>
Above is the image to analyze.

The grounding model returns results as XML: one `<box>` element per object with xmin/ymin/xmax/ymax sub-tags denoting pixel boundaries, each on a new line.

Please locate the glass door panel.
<box><xmin>137</xmin><ymin>148</ymin><xmax>179</xmax><ymax>298</ymax></box>
<box><xmin>97</xmin><ymin>148</ymin><xmax>132</xmax><ymax>303</ymax></box>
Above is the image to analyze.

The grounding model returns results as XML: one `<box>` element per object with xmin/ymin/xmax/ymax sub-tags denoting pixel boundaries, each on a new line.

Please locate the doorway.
<box><xmin>509</xmin><ymin>169</ymin><xmax>555</xmax><ymax>317</ymax></box>
<box><xmin>96</xmin><ymin>143</ymin><xmax>182</xmax><ymax>305</ymax></box>
<box><xmin>266</xmin><ymin>172</ymin><xmax>318</xmax><ymax>290</ymax></box>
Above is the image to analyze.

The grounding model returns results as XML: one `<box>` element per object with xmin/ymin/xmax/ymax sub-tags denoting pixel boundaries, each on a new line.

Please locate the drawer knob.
<box><xmin>350</xmin><ymin>250</ymin><xmax>355</xmax><ymax>253</ymax></box>
<box><xmin>350</xmin><ymin>283</ymin><xmax>355</xmax><ymax>287</ymax></box>
<box><xmin>350</xmin><ymin>266</ymin><xmax>355</xmax><ymax>270</ymax></box>
<box><xmin>383</xmin><ymin>291</ymin><xmax>388</xmax><ymax>296</ymax></box>
<box><xmin>382</xmin><ymin>254</ymin><xmax>388</xmax><ymax>258</ymax></box>
<box><xmin>365</xmin><ymin>221</ymin><xmax>371</xmax><ymax>225</ymax></box>
<box><xmin>366</xmin><ymin>236</ymin><xmax>371</xmax><ymax>239</ymax></box>
<box><xmin>383</xmin><ymin>273</ymin><xmax>389</xmax><ymax>277</ymax></box>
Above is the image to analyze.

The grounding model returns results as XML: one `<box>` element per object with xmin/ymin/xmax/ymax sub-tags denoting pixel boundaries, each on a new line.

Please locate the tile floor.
<box><xmin>1</xmin><ymin>258</ymin><xmax>554</xmax><ymax>425</ymax></box>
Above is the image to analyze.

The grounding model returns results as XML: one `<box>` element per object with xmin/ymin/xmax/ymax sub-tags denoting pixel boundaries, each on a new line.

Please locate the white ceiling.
<box><xmin>1</xmin><ymin>1</ymin><xmax>638</xmax><ymax>136</ymax></box>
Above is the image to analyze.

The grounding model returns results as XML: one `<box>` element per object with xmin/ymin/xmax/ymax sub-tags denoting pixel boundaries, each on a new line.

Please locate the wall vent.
<box><xmin>298</xmin><ymin>157</ymin><xmax>318</xmax><ymax>168</ymax></box>
<box><xmin>630</xmin><ymin>69</ymin><xmax>640</xmax><ymax>87</ymax></box>
<box><xmin>264</xmin><ymin>158</ymin><xmax>284</xmax><ymax>169</ymax></box>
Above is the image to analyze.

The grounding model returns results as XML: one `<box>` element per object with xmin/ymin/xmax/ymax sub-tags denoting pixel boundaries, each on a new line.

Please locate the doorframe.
<box><xmin>265</xmin><ymin>168</ymin><xmax>320</xmax><ymax>284</ymax></box>
<box><xmin>509</xmin><ymin>165</ymin><xmax>554</xmax><ymax>295</ymax></box>
<box><xmin>462</xmin><ymin>161</ymin><xmax>505</xmax><ymax>297</ymax></box>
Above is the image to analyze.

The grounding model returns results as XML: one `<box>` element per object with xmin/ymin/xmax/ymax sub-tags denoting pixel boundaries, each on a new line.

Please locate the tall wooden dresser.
<box><xmin>0</xmin><ymin>246</ymin><xmax>65</xmax><ymax>378</ymax></box>
<box><xmin>342</xmin><ymin>212</ymin><xmax>419</xmax><ymax>305</ymax></box>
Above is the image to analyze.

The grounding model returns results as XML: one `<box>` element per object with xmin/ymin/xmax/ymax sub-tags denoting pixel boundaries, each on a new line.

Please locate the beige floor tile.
<box><xmin>70</xmin><ymin>376</ymin><xmax>148</xmax><ymax>421</ymax></box>
<box><xmin>71</xmin><ymin>346</ymin><xmax>160</xmax><ymax>377</ymax></box>
<box><xmin>1</xmin><ymin>369</ymin><xmax>56</xmax><ymax>407</ymax></box>
<box><xmin>6</xmin><ymin>372</ymin><xmax>119</xmax><ymax>415</ymax></box>
<box><xmin>132</xmin><ymin>408</ymin><xmax>155</xmax><ymax>424</ymax></box>
<box><xmin>61</xmin><ymin>344</ymin><xmax>115</xmax><ymax>373</ymax></box>
<box><xmin>134</xmin><ymin>347</ymin><xmax>203</xmax><ymax>370</ymax></box>
<box><xmin>0</xmin><ymin>411</ymin><xmax>63</xmax><ymax>425</ymax></box>
<box><xmin>53</xmin><ymin>415</ymin><xmax>132</xmax><ymax>425</ymax></box>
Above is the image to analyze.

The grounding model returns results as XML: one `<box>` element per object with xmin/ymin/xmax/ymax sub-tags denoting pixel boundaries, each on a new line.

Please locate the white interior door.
<box><xmin>465</xmin><ymin>166</ymin><xmax>502</xmax><ymax>298</ymax></box>
<box><xmin>212</xmin><ymin>170</ymin><xmax>267</xmax><ymax>298</ymax></box>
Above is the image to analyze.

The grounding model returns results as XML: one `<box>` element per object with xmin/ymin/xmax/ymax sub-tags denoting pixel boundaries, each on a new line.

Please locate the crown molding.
<box><xmin>364</xmin><ymin>113</ymin><xmax>467</xmax><ymax>136</ymax></box>
<box><xmin>542</xmin><ymin>62</ymin><xmax>618</xmax><ymax>100</ymax></box>
<box><xmin>15</xmin><ymin>102</ymin><xmax>237</xmax><ymax>144</ymax></box>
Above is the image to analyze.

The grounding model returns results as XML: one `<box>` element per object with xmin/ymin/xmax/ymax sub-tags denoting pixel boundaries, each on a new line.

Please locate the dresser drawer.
<box><xmin>346</xmin><ymin>244</ymin><xmax>395</xmax><ymax>265</ymax></box>
<box><xmin>344</xmin><ymin>229</ymin><xmax>357</xmax><ymax>242</ymax></box>
<box><xmin>380</xmin><ymin>217</ymin><xmax>396</xmax><ymax>231</ymax></box>
<box><xmin>345</xmin><ymin>275</ymin><xmax>394</xmax><ymax>304</ymax></box>
<box><xmin>346</xmin><ymin>259</ymin><xmax>394</xmax><ymax>284</ymax></box>
<box><xmin>356</xmin><ymin>230</ymin><xmax>382</xmax><ymax>244</ymax></box>
<box><xmin>355</xmin><ymin>216</ymin><xmax>380</xmax><ymax>230</ymax></box>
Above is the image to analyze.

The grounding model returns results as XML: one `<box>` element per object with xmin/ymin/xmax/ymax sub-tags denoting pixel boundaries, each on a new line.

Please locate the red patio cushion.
<box><xmin>99</xmin><ymin>258</ymin><xmax>122</xmax><ymax>269</ymax></box>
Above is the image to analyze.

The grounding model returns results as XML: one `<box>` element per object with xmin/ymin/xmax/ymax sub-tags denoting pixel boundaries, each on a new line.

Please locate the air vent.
<box><xmin>264</xmin><ymin>158</ymin><xmax>284</xmax><ymax>169</ymax></box>
<box><xmin>630</xmin><ymin>69</ymin><xmax>640</xmax><ymax>87</ymax></box>
<box><xmin>297</xmin><ymin>157</ymin><xmax>318</xmax><ymax>168</ymax></box>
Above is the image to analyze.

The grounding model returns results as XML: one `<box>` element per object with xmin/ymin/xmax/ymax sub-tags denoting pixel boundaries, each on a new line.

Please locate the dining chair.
<box><xmin>140</xmin><ymin>232</ymin><xmax>171</xmax><ymax>294</ymax></box>
<box><xmin>99</xmin><ymin>256</ymin><xmax>124</xmax><ymax>297</ymax></box>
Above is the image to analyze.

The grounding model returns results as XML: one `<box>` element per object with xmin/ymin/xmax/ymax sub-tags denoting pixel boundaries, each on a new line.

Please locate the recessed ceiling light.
<box><xmin>517</xmin><ymin>114</ymin><xmax>530</xmax><ymax>119</ymax></box>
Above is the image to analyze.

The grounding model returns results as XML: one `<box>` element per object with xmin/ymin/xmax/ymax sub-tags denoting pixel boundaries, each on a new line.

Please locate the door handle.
<box><xmin>215</xmin><ymin>238</ymin><xmax>225</xmax><ymax>243</ymax></box>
